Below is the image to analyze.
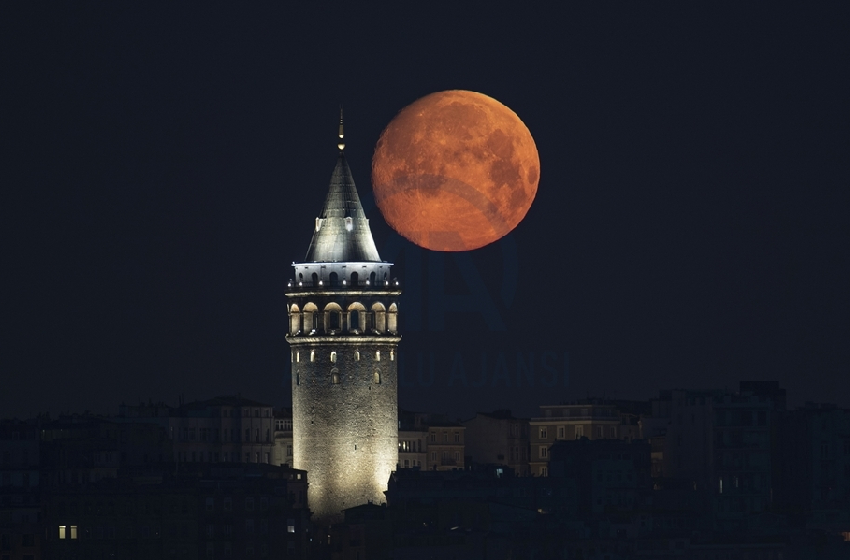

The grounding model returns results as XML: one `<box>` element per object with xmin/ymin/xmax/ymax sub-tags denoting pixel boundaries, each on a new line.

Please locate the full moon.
<box><xmin>372</xmin><ymin>90</ymin><xmax>539</xmax><ymax>251</ymax></box>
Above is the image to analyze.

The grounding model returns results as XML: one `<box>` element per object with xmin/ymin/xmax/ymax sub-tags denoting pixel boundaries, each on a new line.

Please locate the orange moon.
<box><xmin>372</xmin><ymin>90</ymin><xmax>539</xmax><ymax>251</ymax></box>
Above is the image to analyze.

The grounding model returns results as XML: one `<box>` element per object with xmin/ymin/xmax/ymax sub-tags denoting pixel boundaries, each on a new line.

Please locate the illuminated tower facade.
<box><xmin>285</xmin><ymin>118</ymin><xmax>400</xmax><ymax>524</ymax></box>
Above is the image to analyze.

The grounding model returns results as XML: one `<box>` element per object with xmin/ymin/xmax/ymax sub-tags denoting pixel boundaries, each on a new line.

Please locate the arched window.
<box><xmin>324</xmin><ymin>303</ymin><xmax>342</xmax><ymax>332</ymax></box>
<box><xmin>331</xmin><ymin>368</ymin><xmax>340</xmax><ymax>385</ymax></box>
<box><xmin>372</xmin><ymin>302</ymin><xmax>386</xmax><ymax>333</ymax></box>
<box><xmin>347</xmin><ymin>302</ymin><xmax>366</xmax><ymax>332</ymax></box>
<box><xmin>369</xmin><ymin>271</ymin><xmax>376</xmax><ymax>285</ymax></box>
<box><xmin>329</xmin><ymin>272</ymin><xmax>338</xmax><ymax>287</ymax></box>
<box><xmin>289</xmin><ymin>304</ymin><xmax>300</xmax><ymax>335</ymax></box>
<box><xmin>311</xmin><ymin>272</ymin><xmax>318</xmax><ymax>287</ymax></box>
<box><xmin>373</xmin><ymin>371</ymin><xmax>381</xmax><ymax>384</ymax></box>
<box><xmin>303</xmin><ymin>303</ymin><xmax>318</xmax><ymax>332</ymax></box>
<box><xmin>388</xmin><ymin>303</ymin><xmax>398</xmax><ymax>333</ymax></box>
<box><xmin>350</xmin><ymin>271</ymin><xmax>358</xmax><ymax>286</ymax></box>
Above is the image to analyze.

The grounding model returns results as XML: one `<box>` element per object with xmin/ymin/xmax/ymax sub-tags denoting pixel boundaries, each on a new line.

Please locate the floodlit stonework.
<box><xmin>286</xmin><ymin>143</ymin><xmax>400</xmax><ymax>524</ymax></box>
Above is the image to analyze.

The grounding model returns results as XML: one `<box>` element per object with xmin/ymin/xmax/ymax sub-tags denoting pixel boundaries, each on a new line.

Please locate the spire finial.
<box><xmin>337</xmin><ymin>106</ymin><xmax>345</xmax><ymax>152</ymax></box>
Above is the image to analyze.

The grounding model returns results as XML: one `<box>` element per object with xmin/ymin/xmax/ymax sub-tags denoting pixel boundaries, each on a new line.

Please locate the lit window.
<box><xmin>375</xmin><ymin>351</ymin><xmax>381</xmax><ymax>361</ymax></box>
<box><xmin>59</xmin><ymin>526</ymin><xmax>66</xmax><ymax>539</ymax></box>
<box><xmin>330</xmin><ymin>351</ymin><xmax>337</xmax><ymax>363</ymax></box>
<box><xmin>454</xmin><ymin>432</ymin><xmax>459</xmax><ymax>443</ymax></box>
<box><xmin>287</xmin><ymin>519</ymin><xmax>295</xmax><ymax>533</ymax></box>
<box><xmin>373</xmin><ymin>371</ymin><xmax>380</xmax><ymax>384</ymax></box>
<box><xmin>354</xmin><ymin>351</ymin><xmax>360</xmax><ymax>361</ymax></box>
<box><xmin>540</xmin><ymin>428</ymin><xmax>547</xmax><ymax>439</ymax></box>
<box><xmin>296</xmin><ymin>352</ymin><xmax>300</xmax><ymax>362</ymax></box>
<box><xmin>390</xmin><ymin>350</ymin><xmax>394</xmax><ymax>361</ymax></box>
<box><xmin>70</xmin><ymin>526</ymin><xmax>78</xmax><ymax>539</ymax></box>
<box><xmin>310</xmin><ymin>351</ymin><xmax>315</xmax><ymax>362</ymax></box>
<box><xmin>332</xmin><ymin>370</ymin><xmax>340</xmax><ymax>384</ymax></box>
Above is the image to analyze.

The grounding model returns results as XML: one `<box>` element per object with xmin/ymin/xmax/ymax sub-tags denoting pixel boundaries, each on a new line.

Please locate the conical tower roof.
<box><xmin>303</xmin><ymin>153</ymin><xmax>382</xmax><ymax>262</ymax></box>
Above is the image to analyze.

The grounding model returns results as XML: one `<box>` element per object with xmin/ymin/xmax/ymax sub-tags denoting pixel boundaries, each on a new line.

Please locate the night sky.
<box><xmin>3</xmin><ymin>4</ymin><xmax>848</xmax><ymax>420</ymax></box>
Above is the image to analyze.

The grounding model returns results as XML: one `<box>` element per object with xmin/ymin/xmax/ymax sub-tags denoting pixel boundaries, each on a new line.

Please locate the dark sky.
<box><xmin>3</xmin><ymin>4</ymin><xmax>848</xmax><ymax>420</ymax></box>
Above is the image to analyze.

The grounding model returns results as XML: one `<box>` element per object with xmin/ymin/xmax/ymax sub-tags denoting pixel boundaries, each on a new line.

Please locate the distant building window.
<box><xmin>430</xmin><ymin>433</ymin><xmax>435</xmax><ymax>443</ymax></box>
<box><xmin>541</xmin><ymin>466</ymin><xmax>548</xmax><ymax>477</ymax></box>
<box><xmin>575</xmin><ymin>426</ymin><xmax>583</xmax><ymax>439</ymax></box>
<box><xmin>540</xmin><ymin>446</ymin><xmax>548</xmax><ymax>458</ymax></box>
<box><xmin>557</xmin><ymin>426</ymin><xmax>564</xmax><ymax>439</ymax></box>
<box><xmin>596</xmin><ymin>426</ymin><xmax>603</xmax><ymax>439</ymax></box>
<box><xmin>443</xmin><ymin>432</ymin><xmax>448</xmax><ymax>442</ymax></box>
<box><xmin>59</xmin><ymin>526</ymin><xmax>66</xmax><ymax>539</ymax></box>
<box><xmin>610</xmin><ymin>427</ymin><xmax>617</xmax><ymax>439</ymax></box>
<box><xmin>287</xmin><ymin>519</ymin><xmax>295</xmax><ymax>533</ymax></box>
<box><xmin>540</xmin><ymin>428</ymin><xmax>547</xmax><ymax>439</ymax></box>
<box><xmin>454</xmin><ymin>432</ymin><xmax>460</xmax><ymax>443</ymax></box>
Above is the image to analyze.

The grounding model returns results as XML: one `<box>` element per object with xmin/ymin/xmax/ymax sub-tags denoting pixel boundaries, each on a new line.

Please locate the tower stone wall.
<box><xmin>285</xmin><ymin>149</ymin><xmax>400</xmax><ymax>524</ymax></box>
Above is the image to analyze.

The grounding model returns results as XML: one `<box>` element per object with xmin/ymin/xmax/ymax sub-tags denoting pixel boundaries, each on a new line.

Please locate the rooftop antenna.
<box><xmin>337</xmin><ymin>106</ymin><xmax>345</xmax><ymax>152</ymax></box>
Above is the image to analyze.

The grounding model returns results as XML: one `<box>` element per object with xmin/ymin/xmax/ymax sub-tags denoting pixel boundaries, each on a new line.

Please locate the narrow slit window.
<box><xmin>330</xmin><ymin>351</ymin><xmax>337</xmax><ymax>363</ymax></box>
<box><xmin>373</xmin><ymin>371</ymin><xmax>381</xmax><ymax>384</ymax></box>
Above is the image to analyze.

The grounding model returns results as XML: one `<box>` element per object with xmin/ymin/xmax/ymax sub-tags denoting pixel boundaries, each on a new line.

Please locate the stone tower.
<box><xmin>285</xmin><ymin>118</ymin><xmax>400</xmax><ymax>524</ymax></box>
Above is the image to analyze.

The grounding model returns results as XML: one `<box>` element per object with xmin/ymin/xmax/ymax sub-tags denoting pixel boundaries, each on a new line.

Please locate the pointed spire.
<box><xmin>337</xmin><ymin>106</ymin><xmax>345</xmax><ymax>152</ymax></box>
<box><xmin>302</xmin><ymin>112</ymin><xmax>381</xmax><ymax>263</ymax></box>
